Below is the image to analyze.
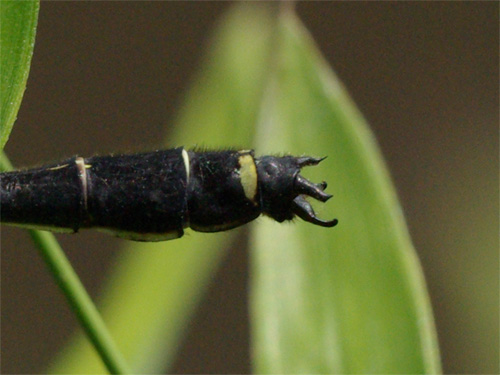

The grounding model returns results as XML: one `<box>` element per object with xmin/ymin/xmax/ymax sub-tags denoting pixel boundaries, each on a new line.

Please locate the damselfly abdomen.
<box><xmin>1</xmin><ymin>148</ymin><xmax>337</xmax><ymax>241</ymax></box>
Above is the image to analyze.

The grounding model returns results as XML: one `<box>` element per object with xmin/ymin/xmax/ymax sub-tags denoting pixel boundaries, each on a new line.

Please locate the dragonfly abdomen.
<box><xmin>1</xmin><ymin>147</ymin><xmax>337</xmax><ymax>242</ymax></box>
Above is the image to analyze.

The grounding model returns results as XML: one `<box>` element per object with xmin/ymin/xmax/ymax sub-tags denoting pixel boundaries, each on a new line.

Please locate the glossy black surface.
<box><xmin>1</xmin><ymin>148</ymin><xmax>336</xmax><ymax>241</ymax></box>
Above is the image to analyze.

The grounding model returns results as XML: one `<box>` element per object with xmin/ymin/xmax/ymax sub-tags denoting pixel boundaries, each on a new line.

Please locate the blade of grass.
<box><xmin>29</xmin><ymin>231</ymin><xmax>132</xmax><ymax>374</ymax></box>
<box><xmin>1</xmin><ymin>3</ymin><xmax>131</xmax><ymax>373</ymax></box>
<box><xmin>1</xmin><ymin>152</ymin><xmax>131</xmax><ymax>374</ymax></box>
<box><xmin>250</xmin><ymin>9</ymin><xmax>441</xmax><ymax>374</ymax></box>
<box><xmin>49</xmin><ymin>4</ymin><xmax>278</xmax><ymax>373</ymax></box>
<box><xmin>0</xmin><ymin>0</ymin><xmax>39</xmax><ymax>149</ymax></box>
<box><xmin>0</xmin><ymin>149</ymin><xmax>13</xmax><ymax>170</ymax></box>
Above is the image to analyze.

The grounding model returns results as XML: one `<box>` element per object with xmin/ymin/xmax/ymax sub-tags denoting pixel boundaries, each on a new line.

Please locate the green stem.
<box><xmin>0</xmin><ymin>150</ymin><xmax>14</xmax><ymax>170</ymax></box>
<box><xmin>1</xmin><ymin>151</ymin><xmax>131</xmax><ymax>374</ymax></box>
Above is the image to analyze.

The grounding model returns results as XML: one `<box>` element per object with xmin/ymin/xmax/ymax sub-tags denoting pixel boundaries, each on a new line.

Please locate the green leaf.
<box><xmin>250</xmin><ymin>10</ymin><xmax>441</xmax><ymax>374</ymax></box>
<box><xmin>0</xmin><ymin>0</ymin><xmax>39</xmax><ymax>150</ymax></box>
<box><xmin>49</xmin><ymin>3</ymin><xmax>440</xmax><ymax>374</ymax></box>
<box><xmin>1</xmin><ymin>3</ymin><xmax>133</xmax><ymax>373</ymax></box>
<box><xmin>49</xmin><ymin>4</ymin><xmax>277</xmax><ymax>374</ymax></box>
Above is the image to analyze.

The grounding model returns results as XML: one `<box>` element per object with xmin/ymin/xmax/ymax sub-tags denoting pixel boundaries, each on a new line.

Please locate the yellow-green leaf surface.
<box><xmin>49</xmin><ymin>5</ymin><xmax>277</xmax><ymax>374</ymax></box>
<box><xmin>250</xmin><ymin>10</ymin><xmax>441</xmax><ymax>374</ymax></box>
<box><xmin>0</xmin><ymin>0</ymin><xmax>39</xmax><ymax>150</ymax></box>
<box><xmin>49</xmin><ymin>4</ymin><xmax>440</xmax><ymax>374</ymax></box>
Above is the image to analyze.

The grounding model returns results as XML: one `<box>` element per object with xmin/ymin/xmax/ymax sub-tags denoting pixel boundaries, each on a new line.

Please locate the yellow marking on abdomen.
<box><xmin>238</xmin><ymin>153</ymin><xmax>258</xmax><ymax>205</ymax></box>
<box><xmin>47</xmin><ymin>164</ymin><xmax>69</xmax><ymax>171</ymax></box>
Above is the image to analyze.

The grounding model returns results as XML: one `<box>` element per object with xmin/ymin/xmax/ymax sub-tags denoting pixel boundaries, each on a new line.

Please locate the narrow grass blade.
<box><xmin>2</xmin><ymin>151</ymin><xmax>132</xmax><ymax>374</ymax></box>
<box><xmin>1</xmin><ymin>3</ymin><xmax>133</xmax><ymax>373</ymax></box>
<box><xmin>250</xmin><ymin>10</ymin><xmax>441</xmax><ymax>374</ymax></box>
<box><xmin>0</xmin><ymin>0</ymin><xmax>39</xmax><ymax>149</ymax></box>
<box><xmin>49</xmin><ymin>5</ymin><xmax>277</xmax><ymax>374</ymax></box>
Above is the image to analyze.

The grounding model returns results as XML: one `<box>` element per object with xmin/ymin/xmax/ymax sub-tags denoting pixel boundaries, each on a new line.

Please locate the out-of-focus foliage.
<box><xmin>0</xmin><ymin>0</ymin><xmax>39</xmax><ymax>150</ymax></box>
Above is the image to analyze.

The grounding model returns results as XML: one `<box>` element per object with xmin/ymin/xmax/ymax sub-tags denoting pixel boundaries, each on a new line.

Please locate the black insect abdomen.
<box><xmin>0</xmin><ymin>160</ymin><xmax>85</xmax><ymax>231</ymax></box>
<box><xmin>86</xmin><ymin>148</ymin><xmax>187</xmax><ymax>238</ymax></box>
<box><xmin>1</xmin><ymin>147</ymin><xmax>337</xmax><ymax>241</ymax></box>
<box><xmin>187</xmin><ymin>150</ymin><xmax>261</xmax><ymax>232</ymax></box>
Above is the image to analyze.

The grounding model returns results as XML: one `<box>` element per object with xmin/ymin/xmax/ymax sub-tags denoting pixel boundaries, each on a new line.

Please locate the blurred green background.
<box><xmin>1</xmin><ymin>2</ymin><xmax>497</xmax><ymax>374</ymax></box>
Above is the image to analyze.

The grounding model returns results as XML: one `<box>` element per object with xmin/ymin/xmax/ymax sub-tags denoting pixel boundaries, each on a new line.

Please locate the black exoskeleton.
<box><xmin>1</xmin><ymin>148</ymin><xmax>337</xmax><ymax>241</ymax></box>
